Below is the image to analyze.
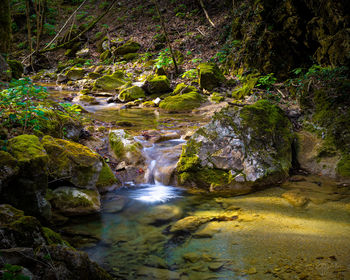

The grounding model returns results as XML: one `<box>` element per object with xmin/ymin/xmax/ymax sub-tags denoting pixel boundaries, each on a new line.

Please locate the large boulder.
<box><xmin>197</xmin><ymin>63</ymin><xmax>225</xmax><ymax>91</ymax></box>
<box><xmin>93</xmin><ymin>70</ymin><xmax>130</xmax><ymax>91</ymax></box>
<box><xmin>176</xmin><ymin>100</ymin><xmax>294</xmax><ymax>194</ymax></box>
<box><xmin>49</xmin><ymin>187</ymin><xmax>101</xmax><ymax>216</ymax></box>
<box><xmin>143</xmin><ymin>75</ymin><xmax>171</xmax><ymax>94</ymax></box>
<box><xmin>42</xmin><ymin>136</ymin><xmax>103</xmax><ymax>190</ymax></box>
<box><xmin>0</xmin><ymin>204</ymin><xmax>113</xmax><ymax>280</ymax></box>
<box><xmin>159</xmin><ymin>91</ymin><xmax>205</xmax><ymax>112</ymax></box>
<box><xmin>0</xmin><ymin>135</ymin><xmax>51</xmax><ymax>221</ymax></box>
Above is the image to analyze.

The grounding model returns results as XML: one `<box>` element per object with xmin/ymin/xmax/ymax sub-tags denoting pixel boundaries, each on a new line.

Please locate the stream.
<box><xmin>47</xmin><ymin>84</ymin><xmax>350</xmax><ymax>279</ymax></box>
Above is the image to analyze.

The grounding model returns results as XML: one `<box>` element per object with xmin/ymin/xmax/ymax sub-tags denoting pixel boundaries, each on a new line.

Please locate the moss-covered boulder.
<box><xmin>109</xmin><ymin>129</ymin><xmax>143</xmax><ymax>164</ymax></box>
<box><xmin>96</xmin><ymin>161</ymin><xmax>119</xmax><ymax>192</ymax></box>
<box><xmin>66</xmin><ymin>67</ymin><xmax>86</xmax><ymax>81</ymax></box>
<box><xmin>0</xmin><ymin>204</ymin><xmax>113</xmax><ymax>279</ymax></box>
<box><xmin>159</xmin><ymin>91</ymin><xmax>205</xmax><ymax>112</ymax></box>
<box><xmin>177</xmin><ymin>100</ymin><xmax>294</xmax><ymax>194</ymax></box>
<box><xmin>114</xmin><ymin>40</ymin><xmax>141</xmax><ymax>55</ymax></box>
<box><xmin>49</xmin><ymin>187</ymin><xmax>100</xmax><ymax>216</ymax></box>
<box><xmin>1</xmin><ymin>135</ymin><xmax>51</xmax><ymax>221</ymax></box>
<box><xmin>7</xmin><ymin>60</ymin><xmax>24</xmax><ymax>79</ymax></box>
<box><xmin>143</xmin><ymin>75</ymin><xmax>171</xmax><ymax>94</ymax></box>
<box><xmin>93</xmin><ymin>70</ymin><xmax>129</xmax><ymax>91</ymax></box>
<box><xmin>122</xmin><ymin>53</ymin><xmax>139</xmax><ymax>61</ymax></box>
<box><xmin>79</xmin><ymin>95</ymin><xmax>99</xmax><ymax>105</ymax></box>
<box><xmin>42</xmin><ymin>136</ymin><xmax>103</xmax><ymax>190</ymax></box>
<box><xmin>99</xmin><ymin>49</ymin><xmax>111</xmax><ymax>61</ymax></box>
<box><xmin>198</xmin><ymin>63</ymin><xmax>225</xmax><ymax>90</ymax></box>
<box><xmin>118</xmin><ymin>85</ymin><xmax>145</xmax><ymax>102</ymax></box>
<box><xmin>172</xmin><ymin>83</ymin><xmax>198</xmax><ymax>96</ymax></box>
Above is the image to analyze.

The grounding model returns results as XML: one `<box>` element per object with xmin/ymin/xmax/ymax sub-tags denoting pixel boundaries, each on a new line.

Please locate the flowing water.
<box><xmin>47</xmin><ymin>85</ymin><xmax>350</xmax><ymax>279</ymax></box>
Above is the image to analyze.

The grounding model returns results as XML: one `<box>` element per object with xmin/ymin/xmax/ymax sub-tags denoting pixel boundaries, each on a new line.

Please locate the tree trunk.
<box><xmin>0</xmin><ymin>0</ymin><xmax>11</xmax><ymax>55</ymax></box>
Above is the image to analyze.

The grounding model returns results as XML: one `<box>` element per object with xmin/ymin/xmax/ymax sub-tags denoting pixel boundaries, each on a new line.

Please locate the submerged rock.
<box><xmin>177</xmin><ymin>100</ymin><xmax>294</xmax><ymax>194</ymax></box>
<box><xmin>42</xmin><ymin>135</ymin><xmax>103</xmax><ymax>190</ymax></box>
<box><xmin>50</xmin><ymin>187</ymin><xmax>101</xmax><ymax>216</ymax></box>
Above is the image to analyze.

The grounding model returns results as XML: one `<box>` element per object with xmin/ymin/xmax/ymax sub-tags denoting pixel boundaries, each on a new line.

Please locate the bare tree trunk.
<box><xmin>0</xmin><ymin>0</ymin><xmax>11</xmax><ymax>55</ymax></box>
<box><xmin>25</xmin><ymin>0</ymin><xmax>33</xmax><ymax>68</ymax></box>
<box><xmin>152</xmin><ymin>0</ymin><xmax>179</xmax><ymax>74</ymax></box>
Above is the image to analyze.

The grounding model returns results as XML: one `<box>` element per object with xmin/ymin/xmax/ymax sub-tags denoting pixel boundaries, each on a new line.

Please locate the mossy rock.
<box><xmin>114</xmin><ymin>40</ymin><xmax>141</xmax><ymax>55</ymax></box>
<box><xmin>198</xmin><ymin>63</ymin><xmax>225</xmax><ymax>90</ymax></box>
<box><xmin>159</xmin><ymin>91</ymin><xmax>205</xmax><ymax>112</ymax></box>
<box><xmin>144</xmin><ymin>75</ymin><xmax>171</xmax><ymax>94</ymax></box>
<box><xmin>172</xmin><ymin>83</ymin><xmax>197</xmax><ymax>96</ymax></box>
<box><xmin>109</xmin><ymin>129</ymin><xmax>143</xmax><ymax>164</ymax></box>
<box><xmin>93</xmin><ymin>70</ymin><xmax>129</xmax><ymax>91</ymax></box>
<box><xmin>118</xmin><ymin>85</ymin><xmax>145</xmax><ymax>102</ymax></box>
<box><xmin>232</xmin><ymin>74</ymin><xmax>259</xmax><ymax>99</ymax></box>
<box><xmin>177</xmin><ymin>100</ymin><xmax>293</xmax><ymax>193</ymax></box>
<box><xmin>50</xmin><ymin>187</ymin><xmax>101</xmax><ymax>216</ymax></box>
<box><xmin>142</xmin><ymin>101</ymin><xmax>157</xmax><ymax>107</ymax></box>
<box><xmin>7</xmin><ymin>60</ymin><xmax>24</xmax><ymax>79</ymax></box>
<box><xmin>66</xmin><ymin>67</ymin><xmax>86</xmax><ymax>81</ymax></box>
<box><xmin>0</xmin><ymin>151</ymin><xmax>19</xmax><ymax>186</ymax></box>
<box><xmin>211</xmin><ymin>92</ymin><xmax>225</xmax><ymax>103</ymax></box>
<box><xmin>96</xmin><ymin>161</ymin><xmax>119</xmax><ymax>192</ymax></box>
<box><xmin>337</xmin><ymin>154</ymin><xmax>350</xmax><ymax>178</ymax></box>
<box><xmin>42</xmin><ymin>135</ymin><xmax>103</xmax><ymax>190</ymax></box>
<box><xmin>79</xmin><ymin>95</ymin><xmax>99</xmax><ymax>105</ymax></box>
<box><xmin>100</xmin><ymin>50</ymin><xmax>111</xmax><ymax>61</ymax></box>
<box><xmin>42</xmin><ymin>226</ymin><xmax>71</xmax><ymax>247</ymax></box>
<box><xmin>122</xmin><ymin>53</ymin><xmax>139</xmax><ymax>61</ymax></box>
<box><xmin>88</xmin><ymin>72</ymin><xmax>102</xmax><ymax>79</ymax></box>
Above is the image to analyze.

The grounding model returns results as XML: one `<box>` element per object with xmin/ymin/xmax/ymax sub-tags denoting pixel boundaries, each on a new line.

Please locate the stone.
<box><xmin>159</xmin><ymin>91</ymin><xmax>205</xmax><ymax>112</ymax></box>
<box><xmin>66</xmin><ymin>67</ymin><xmax>86</xmax><ymax>81</ymax></box>
<box><xmin>177</xmin><ymin>100</ymin><xmax>294</xmax><ymax>194</ymax></box>
<box><xmin>182</xmin><ymin>252</ymin><xmax>201</xmax><ymax>263</ymax></box>
<box><xmin>114</xmin><ymin>40</ymin><xmax>141</xmax><ymax>55</ymax></box>
<box><xmin>145</xmin><ymin>255</ymin><xmax>169</xmax><ymax>269</ymax></box>
<box><xmin>208</xmin><ymin>262</ymin><xmax>224</xmax><ymax>271</ymax></box>
<box><xmin>99</xmin><ymin>50</ymin><xmax>111</xmax><ymax>61</ymax></box>
<box><xmin>57</xmin><ymin>73</ymin><xmax>67</xmax><ymax>82</ymax></box>
<box><xmin>193</xmin><ymin>222</ymin><xmax>221</xmax><ymax>238</ymax></box>
<box><xmin>50</xmin><ymin>187</ymin><xmax>101</xmax><ymax>216</ymax></box>
<box><xmin>79</xmin><ymin>95</ymin><xmax>99</xmax><ymax>105</ymax></box>
<box><xmin>198</xmin><ymin>63</ymin><xmax>225</xmax><ymax>90</ymax></box>
<box><xmin>143</xmin><ymin>75</ymin><xmax>171</xmax><ymax>94</ymax></box>
<box><xmin>88</xmin><ymin>72</ymin><xmax>102</xmax><ymax>79</ymax></box>
<box><xmin>282</xmin><ymin>190</ymin><xmax>309</xmax><ymax>207</ymax></box>
<box><xmin>170</xmin><ymin>216</ymin><xmax>211</xmax><ymax>233</ymax></box>
<box><xmin>172</xmin><ymin>83</ymin><xmax>197</xmax><ymax>95</ymax></box>
<box><xmin>102</xmin><ymin>195</ymin><xmax>129</xmax><ymax>213</ymax></box>
<box><xmin>96</xmin><ymin>161</ymin><xmax>119</xmax><ymax>192</ymax></box>
<box><xmin>143</xmin><ymin>205</ymin><xmax>182</xmax><ymax>224</ymax></box>
<box><xmin>76</xmin><ymin>48</ymin><xmax>90</xmax><ymax>58</ymax></box>
<box><xmin>93</xmin><ymin>71</ymin><xmax>129</xmax><ymax>91</ymax></box>
<box><xmin>211</xmin><ymin>92</ymin><xmax>225</xmax><ymax>103</ymax></box>
<box><xmin>118</xmin><ymin>85</ymin><xmax>145</xmax><ymax>102</ymax></box>
<box><xmin>137</xmin><ymin>266</ymin><xmax>180</xmax><ymax>280</ymax></box>
<box><xmin>42</xmin><ymin>135</ymin><xmax>103</xmax><ymax>190</ymax></box>
<box><xmin>1</xmin><ymin>135</ymin><xmax>51</xmax><ymax>221</ymax></box>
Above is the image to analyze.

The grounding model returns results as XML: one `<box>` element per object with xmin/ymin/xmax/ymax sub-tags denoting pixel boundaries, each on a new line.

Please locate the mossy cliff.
<box><xmin>177</xmin><ymin>100</ymin><xmax>294</xmax><ymax>194</ymax></box>
<box><xmin>227</xmin><ymin>0</ymin><xmax>350</xmax><ymax>77</ymax></box>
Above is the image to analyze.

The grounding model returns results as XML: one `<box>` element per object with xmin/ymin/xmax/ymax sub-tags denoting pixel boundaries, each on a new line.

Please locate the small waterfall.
<box><xmin>137</xmin><ymin>134</ymin><xmax>186</xmax><ymax>186</ymax></box>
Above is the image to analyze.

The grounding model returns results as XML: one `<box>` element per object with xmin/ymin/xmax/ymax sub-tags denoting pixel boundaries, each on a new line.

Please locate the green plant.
<box><xmin>0</xmin><ymin>78</ymin><xmax>48</xmax><ymax>132</ymax></box>
<box><xmin>181</xmin><ymin>69</ymin><xmax>197</xmax><ymax>80</ymax></box>
<box><xmin>43</xmin><ymin>23</ymin><xmax>56</xmax><ymax>35</ymax></box>
<box><xmin>256</xmin><ymin>73</ymin><xmax>277</xmax><ymax>90</ymax></box>
<box><xmin>0</xmin><ymin>264</ymin><xmax>30</xmax><ymax>280</ymax></box>
<box><xmin>154</xmin><ymin>49</ymin><xmax>173</xmax><ymax>69</ymax></box>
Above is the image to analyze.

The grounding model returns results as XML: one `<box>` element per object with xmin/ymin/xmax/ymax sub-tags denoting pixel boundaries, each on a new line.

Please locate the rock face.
<box><xmin>198</xmin><ymin>63</ymin><xmax>225</xmax><ymax>90</ymax></box>
<box><xmin>42</xmin><ymin>135</ymin><xmax>103</xmax><ymax>190</ymax></box>
<box><xmin>0</xmin><ymin>204</ymin><xmax>113</xmax><ymax>280</ymax></box>
<box><xmin>177</xmin><ymin>100</ymin><xmax>294</xmax><ymax>194</ymax></box>
<box><xmin>0</xmin><ymin>135</ymin><xmax>51</xmax><ymax>221</ymax></box>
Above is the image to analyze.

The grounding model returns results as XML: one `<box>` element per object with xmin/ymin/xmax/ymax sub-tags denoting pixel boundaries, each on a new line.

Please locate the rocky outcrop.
<box><xmin>177</xmin><ymin>100</ymin><xmax>294</xmax><ymax>194</ymax></box>
<box><xmin>0</xmin><ymin>204</ymin><xmax>113</xmax><ymax>280</ymax></box>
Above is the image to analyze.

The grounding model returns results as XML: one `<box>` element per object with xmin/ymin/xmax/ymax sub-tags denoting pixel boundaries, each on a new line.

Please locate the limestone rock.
<box><xmin>177</xmin><ymin>100</ymin><xmax>294</xmax><ymax>194</ymax></box>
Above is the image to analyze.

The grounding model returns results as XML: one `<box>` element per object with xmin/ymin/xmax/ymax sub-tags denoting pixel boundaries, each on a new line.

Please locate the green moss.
<box><xmin>93</xmin><ymin>70</ymin><xmax>129</xmax><ymax>91</ymax></box>
<box><xmin>142</xmin><ymin>101</ymin><xmax>156</xmax><ymax>107</ymax></box>
<box><xmin>10</xmin><ymin>216</ymin><xmax>41</xmax><ymax>233</ymax></box>
<box><xmin>52</xmin><ymin>188</ymin><xmax>95</xmax><ymax>209</ymax></box>
<box><xmin>88</xmin><ymin>72</ymin><xmax>102</xmax><ymax>79</ymax></box>
<box><xmin>100</xmin><ymin>50</ymin><xmax>111</xmax><ymax>61</ymax></box>
<box><xmin>8</xmin><ymin>60</ymin><xmax>24</xmax><ymax>79</ymax></box>
<box><xmin>0</xmin><ymin>204</ymin><xmax>24</xmax><ymax>226</ymax></box>
<box><xmin>8</xmin><ymin>135</ymin><xmax>48</xmax><ymax>168</ymax></box>
<box><xmin>114</xmin><ymin>40</ymin><xmax>141</xmax><ymax>55</ymax></box>
<box><xmin>337</xmin><ymin>154</ymin><xmax>350</xmax><ymax>178</ymax></box>
<box><xmin>96</xmin><ymin>161</ymin><xmax>119</xmax><ymax>189</ymax></box>
<box><xmin>42</xmin><ymin>226</ymin><xmax>71</xmax><ymax>247</ymax></box>
<box><xmin>122</xmin><ymin>53</ymin><xmax>139</xmax><ymax>61</ymax></box>
<box><xmin>211</xmin><ymin>92</ymin><xmax>225</xmax><ymax>103</ymax></box>
<box><xmin>198</xmin><ymin>63</ymin><xmax>225</xmax><ymax>90</ymax></box>
<box><xmin>118</xmin><ymin>86</ymin><xmax>145</xmax><ymax>102</ymax></box>
<box><xmin>145</xmin><ymin>75</ymin><xmax>171</xmax><ymax>94</ymax></box>
<box><xmin>172</xmin><ymin>83</ymin><xmax>197</xmax><ymax>96</ymax></box>
<box><xmin>66</xmin><ymin>67</ymin><xmax>86</xmax><ymax>81</ymax></box>
<box><xmin>159</xmin><ymin>91</ymin><xmax>205</xmax><ymax>112</ymax></box>
<box><xmin>79</xmin><ymin>95</ymin><xmax>98</xmax><ymax>104</ymax></box>
<box><xmin>232</xmin><ymin>74</ymin><xmax>259</xmax><ymax>99</ymax></box>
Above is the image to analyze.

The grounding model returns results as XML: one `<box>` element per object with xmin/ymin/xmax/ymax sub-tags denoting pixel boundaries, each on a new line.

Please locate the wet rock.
<box><xmin>193</xmin><ymin>222</ymin><xmax>221</xmax><ymax>238</ymax></box>
<box><xmin>79</xmin><ymin>95</ymin><xmax>99</xmax><ymax>105</ymax></box>
<box><xmin>198</xmin><ymin>63</ymin><xmax>226</xmax><ymax>91</ymax></box>
<box><xmin>183</xmin><ymin>252</ymin><xmax>201</xmax><ymax>263</ymax></box>
<box><xmin>208</xmin><ymin>262</ymin><xmax>224</xmax><ymax>271</ymax></box>
<box><xmin>93</xmin><ymin>70</ymin><xmax>130</xmax><ymax>91</ymax></box>
<box><xmin>50</xmin><ymin>187</ymin><xmax>101</xmax><ymax>216</ymax></box>
<box><xmin>96</xmin><ymin>161</ymin><xmax>119</xmax><ymax>193</ymax></box>
<box><xmin>118</xmin><ymin>85</ymin><xmax>145</xmax><ymax>102</ymax></box>
<box><xmin>159</xmin><ymin>91</ymin><xmax>205</xmax><ymax>112</ymax></box>
<box><xmin>170</xmin><ymin>216</ymin><xmax>211</xmax><ymax>233</ymax></box>
<box><xmin>145</xmin><ymin>255</ymin><xmax>169</xmax><ymax>269</ymax></box>
<box><xmin>282</xmin><ymin>190</ymin><xmax>309</xmax><ymax>207</ymax></box>
<box><xmin>143</xmin><ymin>205</ymin><xmax>182</xmax><ymax>224</ymax></box>
<box><xmin>66</xmin><ymin>67</ymin><xmax>86</xmax><ymax>81</ymax></box>
<box><xmin>177</xmin><ymin>100</ymin><xmax>294</xmax><ymax>194</ymax></box>
<box><xmin>42</xmin><ymin>135</ymin><xmax>103</xmax><ymax>190</ymax></box>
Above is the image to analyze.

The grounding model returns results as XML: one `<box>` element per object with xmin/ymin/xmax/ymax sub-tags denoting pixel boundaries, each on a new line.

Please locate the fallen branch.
<box><xmin>198</xmin><ymin>0</ymin><xmax>215</xmax><ymax>27</ymax></box>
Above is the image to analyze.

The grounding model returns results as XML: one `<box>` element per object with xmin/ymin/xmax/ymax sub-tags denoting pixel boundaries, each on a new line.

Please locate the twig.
<box><xmin>198</xmin><ymin>0</ymin><xmax>215</xmax><ymax>27</ymax></box>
